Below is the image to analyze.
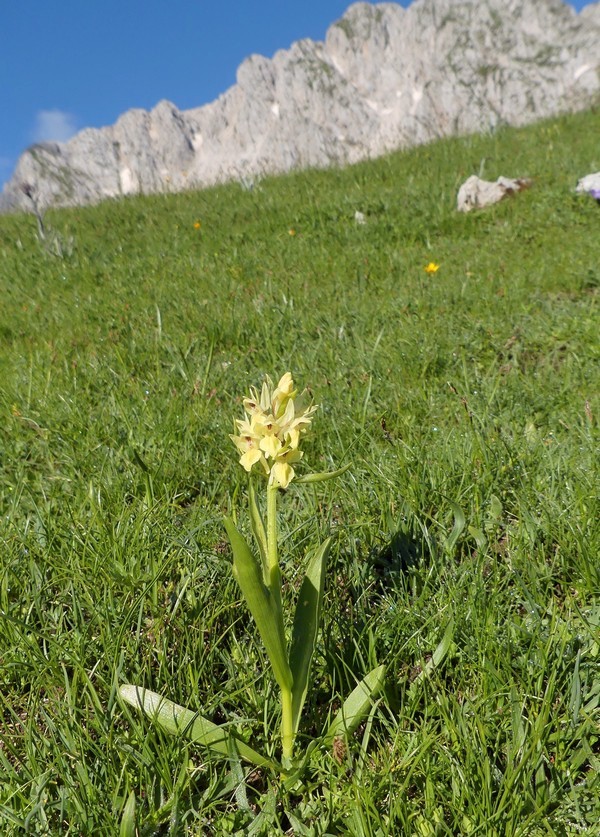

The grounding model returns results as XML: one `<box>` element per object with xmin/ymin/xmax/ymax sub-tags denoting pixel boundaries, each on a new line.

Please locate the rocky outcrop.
<box><xmin>2</xmin><ymin>0</ymin><xmax>600</xmax><ymax>212</ymax></box>
<box><xmin>457</xmin><ymin>175</ymin><xmax>532</xmax><ymax>211</ymax></box>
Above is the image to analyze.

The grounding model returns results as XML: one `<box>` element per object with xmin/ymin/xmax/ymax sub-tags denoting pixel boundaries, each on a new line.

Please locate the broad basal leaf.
<box><xmin>224</xmin><ymin>517</ymin><xmax>292</xmax><ymax>692</ymax></box>
<box><xmin>119</xmin><ymin>685</ymin><xmax>279</xmax><ymax>770</ymax></box>
<box><xmin>324</xmin><ymin>664</ymin><xmax>386</xmax><ymax>744</ymax></box>
<box><xmin>289</xmin><ymin>538</ymin><xmax>331</xmax><ymax>734</ymax></box>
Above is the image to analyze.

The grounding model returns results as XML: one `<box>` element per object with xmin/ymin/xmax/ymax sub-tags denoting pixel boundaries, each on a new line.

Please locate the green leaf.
<box><xmin>569</xmin><ymin>648</ymin><xmax>582</xmax><ymax>730</ymax></box>
<box><xmin>246</xmin><ymin>786</ymin><xmax>278</xmax><ymax>835</ymax></box>
<box><xmin>293</xmin><ymin>463</ymin><xmax>351</xmax><ymax>484</ymax></box>
<box><xmin>119</xmin><ymin>791</ymin><xmax>136</xmax><ymax>837</ymax></box>
<box><xmin>281</xmin><ymin>740</ymin><xmax>319</xmax><ymax>791</ymax></box>
<box><xmin>223</xmin><ymin>517</ymin><xmax>292</xmax><ymax>692</ymax></box>
<box><xmin>445</xmin><ymin>501</ymin><xmax>466</xmax><ymax>553</ymax></box>
<box><xmin>119</xmin><ymin>685</ymin><xmax>279</xmax><ymax>770</ymax></box>
<box><xmin>487</xmin><ymin>494</ymin><xmax>503</xmax><ymax>531</ymax></box>
<box><xmin>289</xmin><ymin>538</ymin><xmax>331</xmax><ymax>735</ymax></box>
<box><xmin>324</xmin><ymin>664</ymin><xmax>386</xmax><ymax>744</ymax></box>
<box><xmin>432</xmin><ymin>617</ymin><xmax>455</xmax><ymax>667</ymax></box>
<box><xmin>248</xmin><ymin>480</ymin><xmax>268</xmax><ymax>581</ymax></box>
<box><xmin>409</xmin><ymin>619</ymin><xmax>455</xmax><ymax>686</ymax></box>
<box><xmin>510</xmin><ymin>685</ymin><xmax>526</xmax><ymax>758</ymax></box>
<box><xmin>468</xmin><ymin>525</ymin><xmax>487</xmax><ymax>550</ymax></box>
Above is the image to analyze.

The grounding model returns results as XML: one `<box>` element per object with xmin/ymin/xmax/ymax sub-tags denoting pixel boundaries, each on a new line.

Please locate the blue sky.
<box><xmin>0</xmin><ymin>0</ymin><xmax>594</xmax><ymax>186</ymax></box>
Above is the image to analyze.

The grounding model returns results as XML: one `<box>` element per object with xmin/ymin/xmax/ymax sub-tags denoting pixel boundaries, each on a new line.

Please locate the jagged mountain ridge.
<box><xmin>3</xmin><ymin>0</ymin><xmax>600</xmax><ymax>212</ymax></box>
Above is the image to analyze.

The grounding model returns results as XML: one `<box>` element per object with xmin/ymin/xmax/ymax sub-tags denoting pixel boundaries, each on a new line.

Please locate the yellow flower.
<box><xmin>193</xmin><ymin>221</ymin><xmax>201</xmax><ymax>230</ymax></box>
<box><xmin>231</xmin><ymin>373</ymin><xmax>317</xmax><ymax>488</ymax></box>
<box><xmin>424</xmin><ymin>262</ymin><xmax>440</xmax><ymax>274</ymax></box>
<box><xmin>288</xmin><ymin>228</ymin><xmax>296</xmax><ymax>236</ymax></box>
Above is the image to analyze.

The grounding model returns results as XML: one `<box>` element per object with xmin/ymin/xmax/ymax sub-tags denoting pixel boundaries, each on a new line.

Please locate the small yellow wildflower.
<box><xmin>231</xmin><ymin>373</ymin><xmax>317</xmax><ymax>489</ymax></box>
<box><xmin>193</xmin><ymin>221</ymin><xmax>201</xmax><ymax>230</ymax></box>
<box><xmin>288</xmin><ymin>228</ymin><xmax>296</xmax><ymax>236</ymax></box>
<box><xmin>424</xmin><ymin>262</ymin><xmax>440</xmax><ymax>274</ymax></box>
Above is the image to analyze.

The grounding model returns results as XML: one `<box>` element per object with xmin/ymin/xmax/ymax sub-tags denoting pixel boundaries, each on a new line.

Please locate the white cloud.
<box><xmin>31</xmin><ymin>109</ymin><xmax>78</xmax><ymax>144</ymax></box>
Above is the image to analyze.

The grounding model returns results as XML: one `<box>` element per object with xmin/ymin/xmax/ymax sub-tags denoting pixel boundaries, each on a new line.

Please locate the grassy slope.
<box><xmin>0</xmin><ymin>107</ymin><xmax>598</xmax><ymax>834</ymax></box>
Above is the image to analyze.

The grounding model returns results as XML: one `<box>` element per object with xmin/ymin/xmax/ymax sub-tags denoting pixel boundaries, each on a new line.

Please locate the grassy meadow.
<box><xmin>0</xmin><ymin>106</ymin><xmax>599</xmax><ymax>835</ymax></box>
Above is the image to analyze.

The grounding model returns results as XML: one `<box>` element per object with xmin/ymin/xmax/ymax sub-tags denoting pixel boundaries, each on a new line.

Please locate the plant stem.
<box><xmin>266</xmin><ymin>482</ymin><xmax>295</xmax><ymax>763</ymax></box>
<box><xmin>266</xmin><ymin>483</ymin><xmax>279</xmax><ymax>584</ymax></box>
<box><xmin>281</xmin><ymin>686</ymin><xmax>294</xmax><ymax>763</ymax></box>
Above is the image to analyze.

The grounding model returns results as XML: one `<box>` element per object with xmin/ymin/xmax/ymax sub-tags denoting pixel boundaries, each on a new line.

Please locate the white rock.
<box><xmin>457</xmin><ymin>175</ymin><xmax>532</xmax><ymax>212</ymax></box>
<box><xmin>575</xmin><ymin>172</ymin><xmax>600</xmax><ymax>193</ymax></box>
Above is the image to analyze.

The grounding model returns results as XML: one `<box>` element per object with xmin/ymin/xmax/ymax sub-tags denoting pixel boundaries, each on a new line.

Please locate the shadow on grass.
<box><xmin>371</xmin><ymin>527</ymin><xmax>427</xmax><ymax>582</ymax></box>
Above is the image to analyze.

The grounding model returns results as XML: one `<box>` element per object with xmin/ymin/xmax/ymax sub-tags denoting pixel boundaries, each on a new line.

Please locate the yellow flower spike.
<box><xmin>424</xmin><ymin>262</ymin><xmax>440</xmax><ymax>274</ymax></box>
<box><xmin>231</xmin><ymin>372</ymin><xmax>317</xmax><ymax>487</ymax></box>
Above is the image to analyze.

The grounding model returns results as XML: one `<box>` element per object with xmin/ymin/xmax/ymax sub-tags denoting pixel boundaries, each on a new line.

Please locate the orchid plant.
<box><xmin>120</xmin><ymin>372</ymin><xmax>385</xmax><ymax>779</ymax></box>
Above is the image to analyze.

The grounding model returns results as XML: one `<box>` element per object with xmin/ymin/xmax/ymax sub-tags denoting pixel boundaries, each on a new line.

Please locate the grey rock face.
<box><xmin>3</xmin><ymin>0</ymin><xmax>600</xmax><ymax>212</ymax></box>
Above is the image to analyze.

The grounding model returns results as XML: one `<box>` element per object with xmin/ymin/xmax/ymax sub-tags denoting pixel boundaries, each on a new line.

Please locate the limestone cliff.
<box><xmin>2</xmin><ymin>0</ymin><xmax>599</xmax><ymax>212</ymax></box>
